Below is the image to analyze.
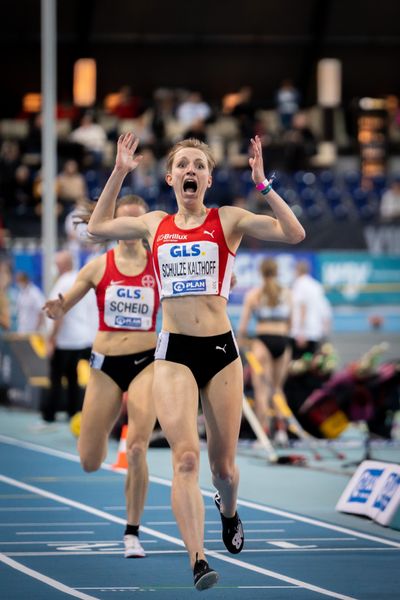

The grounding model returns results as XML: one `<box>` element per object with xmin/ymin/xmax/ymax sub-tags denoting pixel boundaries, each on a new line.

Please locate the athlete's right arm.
<box><xmin>43</xmin><ymin>258</ymin><xmax>100</xmax><ymax>320</ymax></box>
<box><xmin>87</xmin><ymin>132</ymin><xmax>149</xmax><ymax>240</ymax></box>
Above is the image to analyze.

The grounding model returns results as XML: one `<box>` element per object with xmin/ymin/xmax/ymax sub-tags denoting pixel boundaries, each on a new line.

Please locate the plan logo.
<box><xmin>172</xmin><ymin>279</ymin><xmax>206</xmax><ymax>294</ymax></box>
<box><xmin>115</xmin><ymin>316</ymin><xmax>142</xmax><ymax>327</ymax></box>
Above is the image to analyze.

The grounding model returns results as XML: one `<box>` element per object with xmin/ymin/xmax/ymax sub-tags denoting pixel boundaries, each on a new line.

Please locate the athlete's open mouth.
<box><xmin>183</xmin><ymin>179</ymin><xmax>197</xmax><ymax>193</ymax></box>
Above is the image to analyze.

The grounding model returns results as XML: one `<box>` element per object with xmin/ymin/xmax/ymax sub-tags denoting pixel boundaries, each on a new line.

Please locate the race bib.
<box><xmin>157</xmin><ymin>241</ymin><xmax>219</xmax><ymax>297</ymax></box>
<box><xmin>104</xmin><ymin>285</ymin><xmax>154</xmax><ymax>330</ymax></box>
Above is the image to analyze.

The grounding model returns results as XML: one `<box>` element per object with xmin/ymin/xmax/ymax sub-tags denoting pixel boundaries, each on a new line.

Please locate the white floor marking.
<box><xmin>0</xmin><ymin>522</ymin><xmax>110</xmax><ymax>526</ymax></box>
<box><xmin>17</xmin><ymin>531</ymin><xmax>95</xmax><ymax>535</ymax></box>
<box><xmin>0</xmin><ymin>506</ymin><xmax>69</xmax><ymax>511</ymax></box>
<box><xmin>0</xmin><ymin>553</ymin><xmax>100</xmax><ymax>599</ymax></box>
<box><xmin>106</xmin><ymin>505</ymin><xmax>173</xmax><ymax>510</ymax></box>
<box><xmin>238</xmin><ymin>585</ymin><xmax>298</xmax><ymax>589</ymax></box>
<box><xmin>268</xmin><ymin>541</ymin><xmax>318</xmax><ymax>549</ymax></box>
<box><xmin>147</xmin><ymin>519</ymin><xmax>294</xmax><ymax>525</ymax></box>
<box><xmin>4</xmin><ymin>547</ymin><xmax>399</xmax><ymax>558</ymax></box>
<box><xmin>0</xmin><ymin>474</ymin><xmax>357</xmax><ymax>600</ymax></box>
<box><xmin>208</xmin><ymin>528</ymin><xmax>285</xmax><ymax>533</ymax></box>
<box><xmin>1</xmin><ymin>436</ymin><xmax>399</xmax><ymax>596</ymax></box>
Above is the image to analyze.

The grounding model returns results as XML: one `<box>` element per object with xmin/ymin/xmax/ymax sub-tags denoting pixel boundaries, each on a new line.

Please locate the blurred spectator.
<box><xmin>231</xmin><ymin>86</ymin><xmax>258</xmax><ymax>143</ymax></box>
<box><xmin>32</xmin><ymin>169</ymin><xmax>62</xmax><ymax>220</ymax></box>
<box><xmin>380</xmin><ymin>178</ymin><xmax>400</xmax><ymax>222</ymax></box>
<box><xmin>56</xmin><ymin>159</ymin><xmax>88</xmax><ymax>217</ymax></box>
<box><xmin>0</xmin><ymin>261</ymin><xmax>12</xmax><ymax>332</ymax></box>
<box><xmin>281</xmin><ymin>111</ymin><xmax>317</xmax><ymax>170</ymax></box>
<box><xmin>129</xmin><ymin>146</ymin><xmax>161</xmax><ymax>208</ymax></box>
<box><xmin>176</xmin><ymin>91</ymin><xmax>212</xmax><ymax>139</ymax></box>
<box><xmin>290</xmin><ymin>260</ymin><xmax>332</xmax><ymax>360</ymax></box>
<box><xmin>23</xmin><ymin>113</ymin><xmax>42</xmax><ymax>164</ymax></box>
<box><xmin>12</xmin><ymin>165</ymin><xmax>35</xmax><ymax>215</ymax></box>
<box><xmin>15</xmin><ymin>271</ymin><xmax>45</xmax><ymax>333</ymax></box>
<box><xmin>110</xmin><ymin>85</ymin><xmax>143</xmax><ymax>119</ymax></box>
<box><xmin>151</xmin><ymin>87</ymin><xmax>176</xmax><ymax>156</ymax></box>
<box><xmin>275</xmin><ymin>79</ymin><xmax>300</xmax><ymax>130</ymax></box>
<box><xmin>63</xmin><ymin>198</ymin><xmax>103</xmax><ymax>266</ymax></box>
<box><xmin>0</xmin><ymin>140</ymin><xmax>21</xmax><ymax>211</ymax></box>
<box><xmin>3</xmin><ymin>164</ymin><xmax>37</xmax><ymax>236</ymax></box>
<box><xmin>70</xmin><ymin>112</ymin><xmax>107</xmax><ymax>168</ymax></box>
<box><xmin>40</xmin><ymin>250</ymin><xmax>97</xmax><ymax>425</ymax></box>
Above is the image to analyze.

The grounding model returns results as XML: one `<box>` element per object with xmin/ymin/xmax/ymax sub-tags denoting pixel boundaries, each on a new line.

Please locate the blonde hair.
<box><xmin>259</xmin><ymin>258</ymin><xmax>282</xmax><ymax>307</ymax></box>
<box><xmin>115</xmin><ymin>194</ymin><xmax>149</xmax><ymax>214</ymax></box>
<box><xmin>75</xmin><ymin>194</ymin><xmax>148</xmax><ymax>225</ymax></box>
<box><xmin>166</xmin><ymin>138</ymin><xmax>216</xmax><ymax>173</ymax></box>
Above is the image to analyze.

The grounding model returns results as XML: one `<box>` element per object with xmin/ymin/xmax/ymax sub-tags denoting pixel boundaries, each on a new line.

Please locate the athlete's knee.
<box><xmin>80</xmin><ymin>453</ymin><xmax>102</xmax><ymax>473</ymax></box>
<box><xmin>126</xmin><ymin>441</ymin><xmax>147</xmax><ymax>466</ymax></box>
<box><xmin>210</xmin><ymin>460</ymin><xmax>236</xmax><ymax>483</ymax></box>
<box><xmin>174</xmin><ymin>450</ymin><xmax>199</xmax><ymax>475</ymax></box>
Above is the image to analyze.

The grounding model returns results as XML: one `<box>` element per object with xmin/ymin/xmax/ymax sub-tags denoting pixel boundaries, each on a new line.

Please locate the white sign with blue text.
<box><xmin>336</xmin><ymin>460</ymin><xmax>400</xmax><ymax>530</ymax></box>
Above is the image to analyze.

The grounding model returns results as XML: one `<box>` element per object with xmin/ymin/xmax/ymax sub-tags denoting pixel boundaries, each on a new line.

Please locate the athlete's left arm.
<box><xmin>225</xmin><ymin>135</ymin><xmax>305</xmax><ymax>244</ymax></box>
<box><xmin>227</xmin><ymin>194</ymin><xmax>305</xmax><ymax>244</ymax></box>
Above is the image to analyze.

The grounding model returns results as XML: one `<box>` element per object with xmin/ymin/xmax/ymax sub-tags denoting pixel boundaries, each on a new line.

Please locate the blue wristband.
<box><xmin>260</xmin><ymin>184</ymin><xmax>273</xmax><ymax>196</ymax></box>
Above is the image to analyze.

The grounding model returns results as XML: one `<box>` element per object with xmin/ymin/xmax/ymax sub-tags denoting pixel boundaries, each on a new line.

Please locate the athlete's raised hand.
<box><xmin>42</xmin><ymin>294</ymin><xmax>65</xmax><ymax>320</ymax></box>
<box><xmin>249</xmin><ymin>135</ymin><xmax>266</xmax><ymax>186</ymax></box>
<box><xmin>115</xmin><ymin>132</ymin><xmax>143</xmax><ymax>173</ymax></box>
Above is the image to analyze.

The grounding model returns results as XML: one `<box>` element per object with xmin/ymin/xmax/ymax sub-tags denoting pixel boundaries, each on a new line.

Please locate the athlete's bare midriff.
<box><xmin>92</xmin><ymin>330</ymin><xmax>157</xmax><ymax>355</ymax></box>
<box><xmin>255</xmin><ymin>320</ymin><xmax>290</xmax><ymax>336</ymax></box>
<box><xmin>161</xmin><ymin>295</ymin><xmax>231</xmax><ymax>336</ymax></box>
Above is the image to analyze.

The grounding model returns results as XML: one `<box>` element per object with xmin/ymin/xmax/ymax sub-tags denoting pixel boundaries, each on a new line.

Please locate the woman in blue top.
<box><xmin>238</xmin><ymin>257</ymin><xmax>292</xmax><ymax>438</ymax></box>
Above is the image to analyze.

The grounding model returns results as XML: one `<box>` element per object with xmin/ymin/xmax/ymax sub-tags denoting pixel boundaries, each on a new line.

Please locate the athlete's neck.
<box><xmin>176</xmin><ymin>206</ymin><xmax>208</xmax><ymax>222</ymax></box>
<box><xmin>116</xmin><ymin>241</ymin><xmax>146</xmax><ymax>260</ymax></box>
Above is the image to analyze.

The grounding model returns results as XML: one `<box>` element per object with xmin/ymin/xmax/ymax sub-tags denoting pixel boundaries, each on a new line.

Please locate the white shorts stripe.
<box><xmin>155</xmin><ymin>330</ymin><xmax>170</xmax><ymax>360</ymax></box>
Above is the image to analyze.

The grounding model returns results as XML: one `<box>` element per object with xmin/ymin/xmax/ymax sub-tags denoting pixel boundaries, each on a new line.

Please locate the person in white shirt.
<box><xmin>41</xmin><ymin>251</ymin><xmax>98</xmax><ymax>423</ymax></box>
<box><xmin>15</xmin><ymin>272</ymin><xmax>45</xmax><ymax>334</ymax></box>
<box><xmin>70</xmin><ymin>112</ymin><xmax>107</xmax><ymax>168</ymax></box>
<box><xmin>290</xmin><ymin>260</ymin><xmax>332</xmax><ymax>359</ymax></box>
<box><xmin>176</xmin><ymin>91</ymin><xmax>211</xmax><ymax>137</ymax></box>
<box><xmin>380</xmin><ymin>178</ymin><xmax>400</xmax><ymax>222</ymax></box>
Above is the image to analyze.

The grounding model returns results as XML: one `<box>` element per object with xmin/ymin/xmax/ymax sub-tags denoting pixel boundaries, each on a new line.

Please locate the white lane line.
<box><xmin>105</xmin><ymin>505</ymin><xmax>216</xmax><ymax>511</ymax></box>
<box><xmin>207</xmin><ymin>529</ymin><xmax>285</xmax><ymax>533</ymax></box>
<box><xmin>269</xmin><ymin>541</ymin><xmax>317</xmax><ymax>549</ymax></box>
<box><xmin>238</xmin><ymin>586</ymin><xmax>299</xmax><ymax>589</ymax></box>
<box><xmin>4</xmin><ymin>547</ymin><xmax>399</xmax><ymax>558</ymax></box>
<box><xmin>106</xmin><ymin>505</ymin><xmax>174</xmax><ymax>510</ymax></box>
<box><xmin>76</xmin><ymin>585</ymin><xmax>299</xmax><ymax>591</ymax></box>
<box><xmin>0</xmin><ymin>522</ymin><xmax>110</xmax><ymax>527</ymax></box>
<box><xmin>0</xmin><ymin>474</ymin><xmax>357</xmax><ymax>600</ymax></box>
<box><xmin>0</xmin><ymin>554</ymin><xmax>99</xmax><ymax>600</ymax></box>
<box><xmin>148</xmin><ymin>519</ymin><xmax>294</xmax><ymax>525</ymax></box>
<box><xmin>0</xmin><ymin>507</ymin><xmax>70</xmax><ymax>511</ymax></box>
<box><xmin>0</xmin><ymin>540</ymin><xmax>157</xmax><ymax>545</ymax></box>
<box><xmin>17</xmin><ymin>531</ymin><xmax>95</xmax><ymax>535</ymax></box>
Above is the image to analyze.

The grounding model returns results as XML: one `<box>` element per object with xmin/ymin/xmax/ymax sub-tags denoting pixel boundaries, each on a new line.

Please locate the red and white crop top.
<box><xmin>152</xmin><ymin>208</ymin><xmax>235</xmax><ymax>300</ymax></box>
<box><xmin>96</xmin><ymin>248</ymin><xmax>159</xmax><ymax>331</ymax></box>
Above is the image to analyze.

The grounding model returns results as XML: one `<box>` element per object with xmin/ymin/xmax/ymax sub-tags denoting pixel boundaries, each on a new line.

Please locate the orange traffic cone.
<box><xmin>112</xmin><ymin>424</ymin><xmax>128</xmax><ymax>469</ymax></box>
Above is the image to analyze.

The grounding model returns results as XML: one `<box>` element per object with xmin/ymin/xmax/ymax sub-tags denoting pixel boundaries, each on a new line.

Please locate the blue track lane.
<box><xmin>0</xmin><ymin>438</ymin><xmax>399</xmax><ymax>599</ymax></box>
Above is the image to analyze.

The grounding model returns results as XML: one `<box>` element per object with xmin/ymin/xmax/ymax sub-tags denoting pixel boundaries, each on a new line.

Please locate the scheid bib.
<box><xmin>96</xmin><ymin>248</ymin><xmax>159</xmax><ymax>331</ymax></box>
<box><xmin>152</xmin><ymin>208</ymin><xmax>235</xmax><ymax>300</ymax></box>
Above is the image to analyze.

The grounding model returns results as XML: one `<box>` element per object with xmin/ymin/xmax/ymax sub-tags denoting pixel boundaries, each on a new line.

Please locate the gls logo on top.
<box><xmin>170</xmin><ymin>243</ymin><xmax>201</xmax><ymax>258</ymax></box>
<box><xmin>116</xmin><ymin>288</ymin><xmax>142</xmax><ymax>299</ymax></box>
<box><xmin>172</xmin><ymin>279</ymin><xmax>206</xmax><ymax>294</ymax></box>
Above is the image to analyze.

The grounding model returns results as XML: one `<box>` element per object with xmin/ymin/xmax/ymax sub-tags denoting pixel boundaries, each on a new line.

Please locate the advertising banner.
<box><xmin>317</xmin><ymin>253</ymin><xmax>400</xmax><ymax>305</ymax></box>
